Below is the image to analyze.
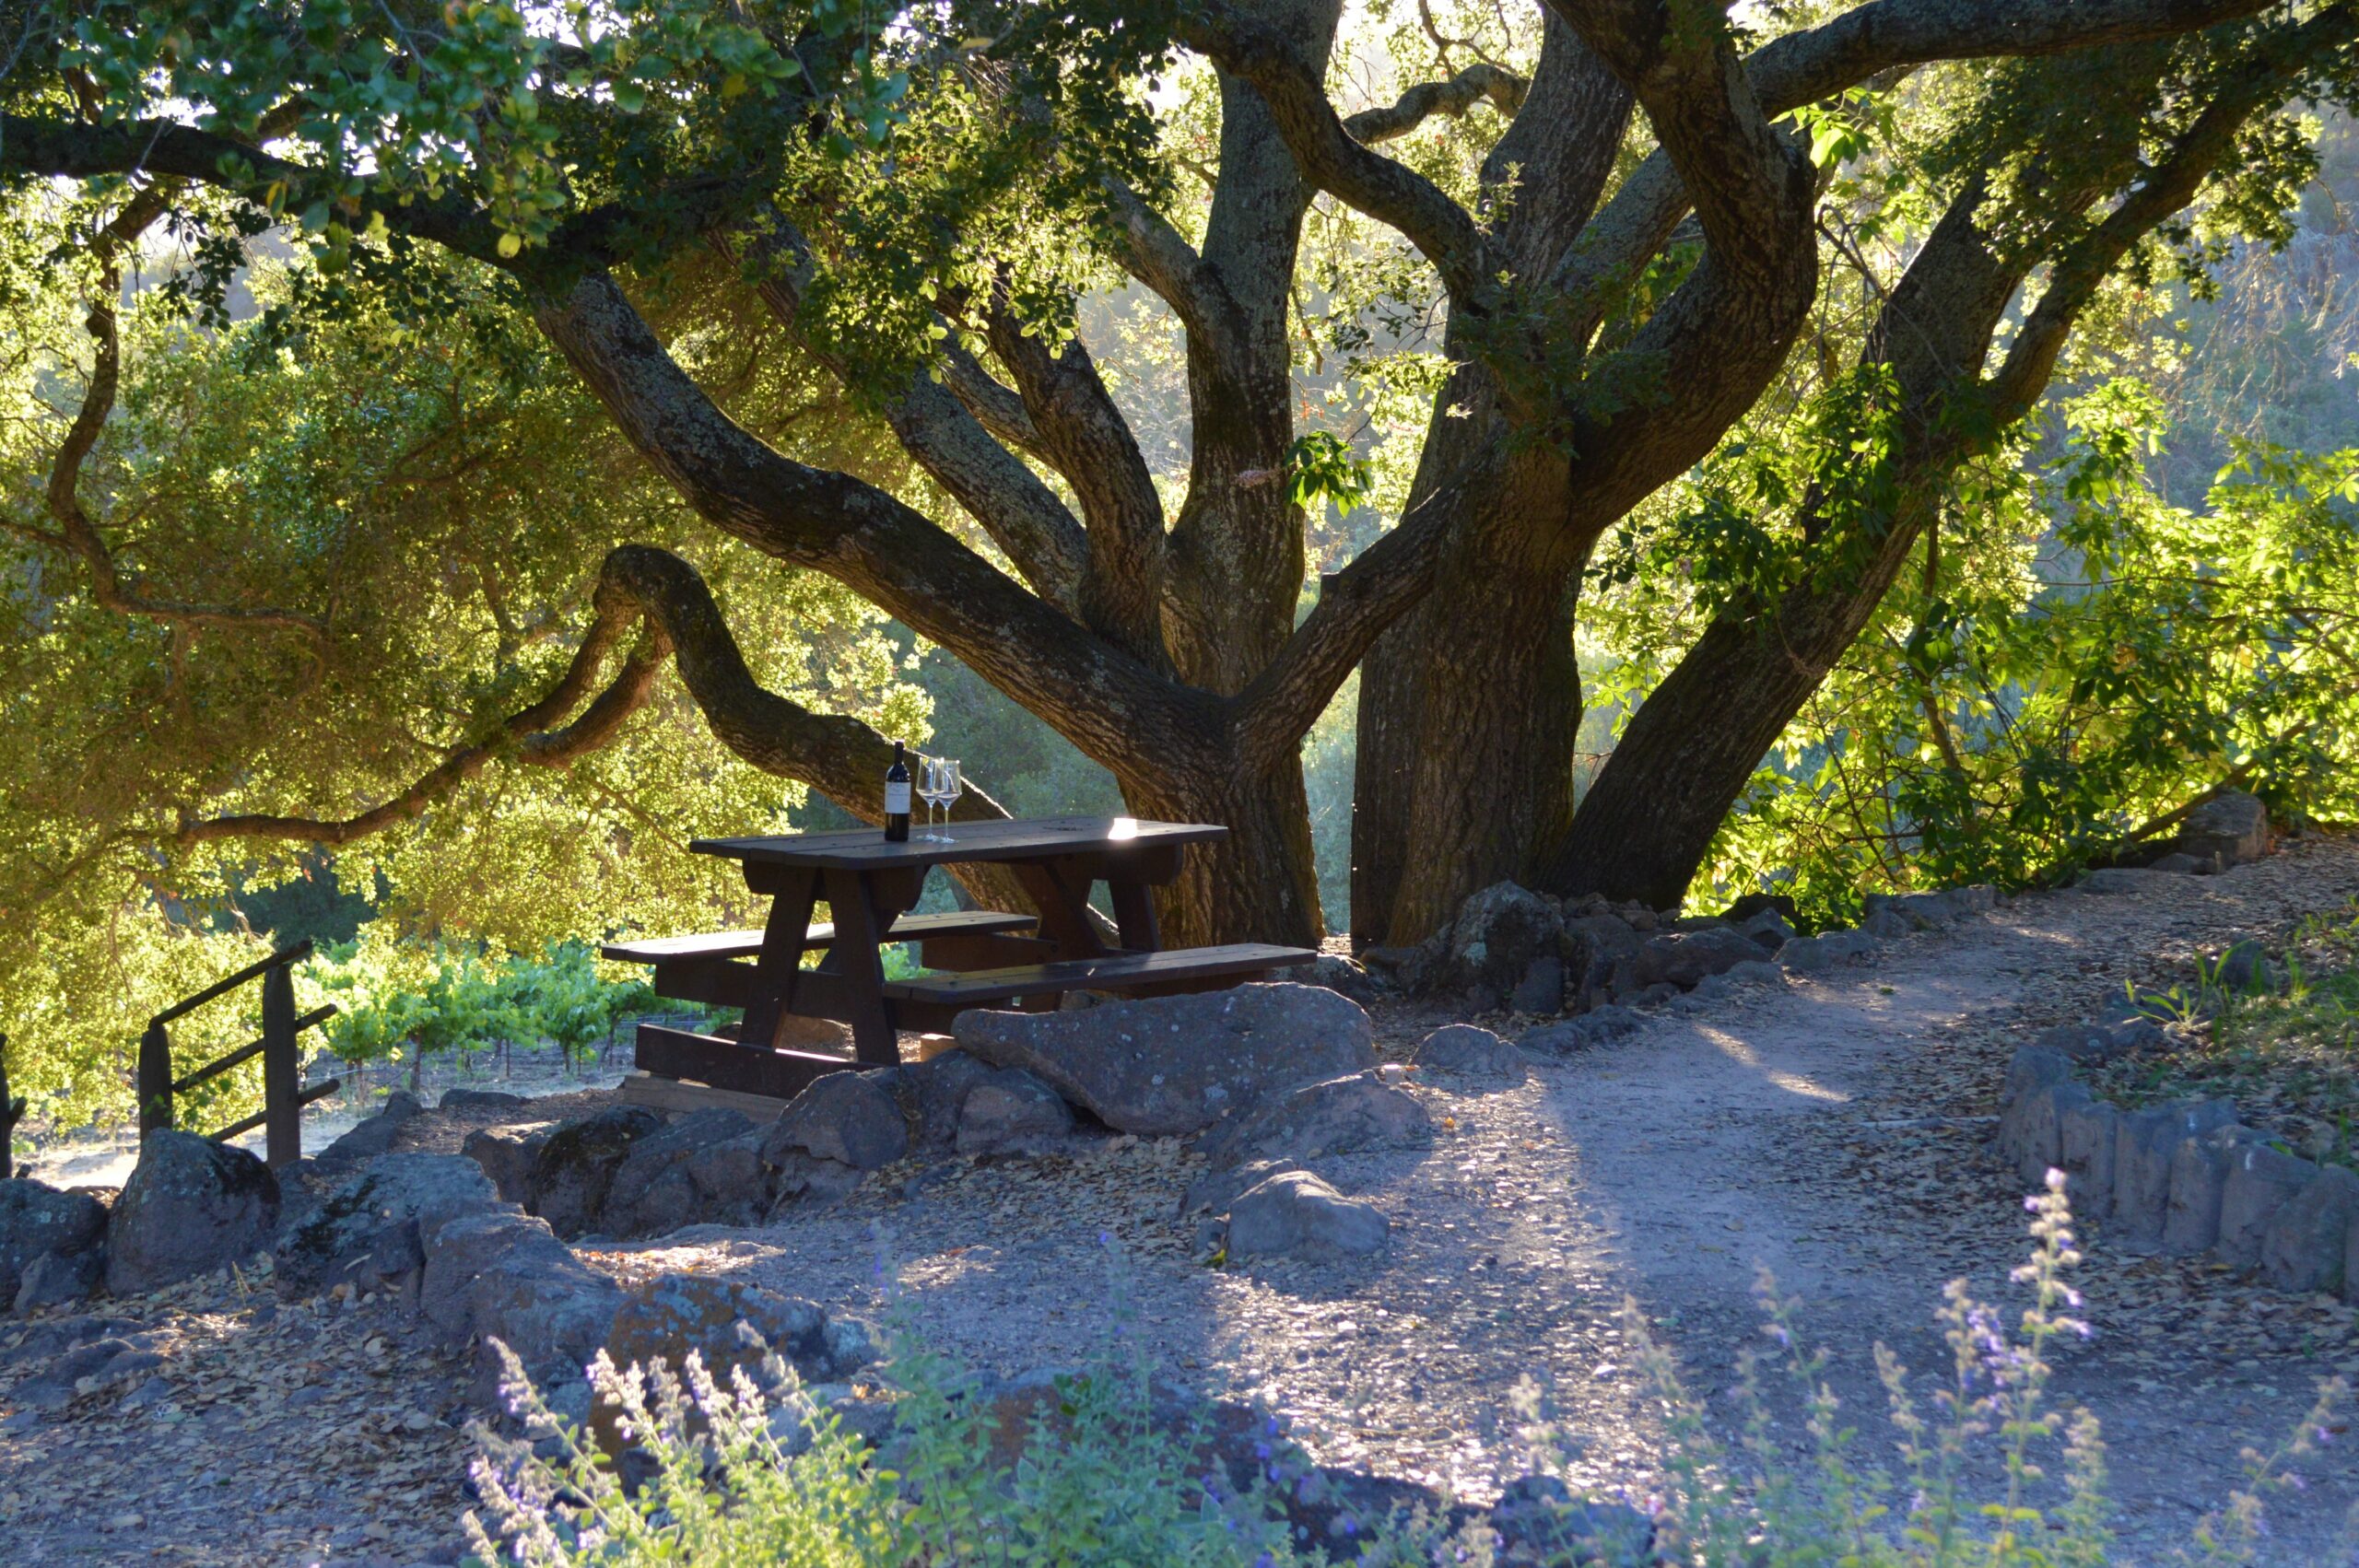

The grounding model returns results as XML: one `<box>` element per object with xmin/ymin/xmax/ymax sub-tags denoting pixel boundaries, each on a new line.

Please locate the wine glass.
<box><xmin>934</xmin><ymin>758</ymin><xmax>962</xmax><ymax>841</ymax></box>
<box><xmin>918</xmin><ymin>757</ymin><xmax>947</xmax><ymax>842</ymax></box>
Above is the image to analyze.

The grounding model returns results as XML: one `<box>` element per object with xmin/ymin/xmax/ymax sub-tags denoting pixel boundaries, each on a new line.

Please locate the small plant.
<box><xmin>464</xmin><ymin>1179</ymin><xmax>2341</xmax><ymax>1566</ymax></box>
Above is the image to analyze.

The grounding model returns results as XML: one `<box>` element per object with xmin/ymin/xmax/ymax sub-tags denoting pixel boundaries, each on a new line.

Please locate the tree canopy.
<box><xmin>6</xmin><ymin>0</ymin><xmax>2359</xmax><ymax>1121</ymax></box>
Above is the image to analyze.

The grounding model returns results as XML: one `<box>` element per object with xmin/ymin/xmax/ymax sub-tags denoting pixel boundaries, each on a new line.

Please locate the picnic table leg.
<box><xmin>822</xmin><ymin>868</ymin><xmax>915</xmax><ymax>1066</ymax></box>
<box><xmin>1108</xmin><ymin>879</ymin><xmax>1160</xmax><ymax>952</ymax></box>
<box><xmin>739</xmin><ymin>869</ymin><xmax>820</xmax><ymax>1052</ymax></box>
<box><xmin>1012</xmin><ymin>860</ymin><xmax>1109</xmax><ymax>959</ymax></box>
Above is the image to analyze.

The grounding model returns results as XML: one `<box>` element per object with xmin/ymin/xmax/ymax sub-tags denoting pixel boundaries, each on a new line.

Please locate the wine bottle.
<box><xmin>884</xmin><ymin>740</ymin><xmax>912</xmax><ymax>842</ymax></box>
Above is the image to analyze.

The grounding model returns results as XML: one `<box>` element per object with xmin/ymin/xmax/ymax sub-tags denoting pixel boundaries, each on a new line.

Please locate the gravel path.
<box><xmin>7</xmin><ymin>838</ymin><xmax>2359</xmax><ymax>1562</ymax></box>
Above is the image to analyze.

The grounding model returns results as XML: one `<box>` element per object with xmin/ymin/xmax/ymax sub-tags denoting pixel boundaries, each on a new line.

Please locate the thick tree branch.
<box><xmin>1100</xmin><ymin>179</ymin><xmax>1244</xmax><ymax>346</ymax></box>
<box><xmin>528</xmin><ymin>271</ymin><xmax>1220</xmax><ymax>777</ymax></box>
<box><xmin>1177</xmin><ymin>0</ymin><xmax>1502</xmax><ymax>311</ymax></box>
<box><xmin>720</xmin><ymin>221</ymin><xmax>1092</xmax><ymax>616</ymax></box>
<box><xmin>979</xmin><ymin>301</ymin><xmax>1169</xmax><ymax>667</ymax></box>
<box><xmin>1342</xmin><ymin>62</ymin><xmax>1530</xmax><ymax>144</ymax></box>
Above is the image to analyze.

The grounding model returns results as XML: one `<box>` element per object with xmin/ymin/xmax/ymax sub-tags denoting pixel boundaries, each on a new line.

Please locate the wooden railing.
<box><xmin>135</xmin><ymin>940</ymin><xmax>342</xmax><ymax>1168</ymax></box>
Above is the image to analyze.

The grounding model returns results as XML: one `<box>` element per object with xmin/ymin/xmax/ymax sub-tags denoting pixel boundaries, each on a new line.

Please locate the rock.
<box><xmin>953</xmin><ymin>984</ymin><xmax>1375</xmax><ymax>1138</ymax></box>
<box><xmin>1777</xmin><ymin>929</ymin><xmax>1879</xmax><ymax>972</ymax></box>
<box><xmin>1692</xmin><ymin>960</ymin><xmax>1787</xmax><ymax>1000</ymax></box>
<box><xmin>439</xmin><ymin>1088</ymin><xmax>534</xmax><ymax>1115</ymax></box>
<box><xmin>104</xmin><ymin>1131</ymin><xmax>281</xmax><ymax>1296</ymax></box>
<box><xmin>462</xmin><ymin>1122</ymin><xmax>555</xmax><ymax>1205</ymax></box>
<box><xmin>0</xmin><ymin>1178</ymin><xmax>109</xmax><ymax>1309</ymax></box>
<box><xmin>1625</xmin><ymin>981</ymin><xmax>1681</xmax><ymax>1009</ymax></box>
<box><xmin>1196</xmin><ymin>1073</ymin><xmax>1430</xmax><ymax>1168</ymax></box>
<box><xmin>273</xmin><ymin>1153</ymin><xmax>499</xmax><ymax>1300</ymax></box>
<box><xmin>2218</xmin><ymin>1143</ymin><xmax>2321</xmax><ymax>1268</ymax></box>
<box><xmin>604</xmin><ymin>1272</ymin><xmax>872</xmax><ymax>1391</ymax></box>
<box><xmin>1180</xmin><ymin>1158</ymin><xmax>1307</xmax><ymax>1219</ymax></box>
<box><xmin>1412</xmin><ymin>1024</ymin><xmax>1528</xmax><ymax>1086</ymax></box>
<box><xmin>1736</xmin><ymin>908</ymin><xmax>1798</xmax><ymax>952</ymax></box>
<box><xmin>764</xmin><ymin>1072</ymin><xmax>909</xmax><ymax>1173</ymax></box>
<box><xmin>1520</xmin><ymin>1006</ymin><xmax>1642</xmax><ymax>1056</ymax></box>
<box><xmin>955</xmin><ymin>1071</ymin><xmax>1074</xmax><ymax>1156</ymax></box>
<box><xmin>419</xmin><ymin>1208</ymin><xmax>621</xmax><ymax>1389</ymax></box>
<box><xmin>1301</xmin><ymin>954</ymin><xmax>1386</xmax><ymax>1006</ymax></box>
<box><xmin>1632</xmin><ymin>928</ymin><xmax>1769</xmax><ymax>990</ymax></box>
<box><xmin>10</xmin><ymin>1329</ymin><xmax>165</xmax><ymax>1410</ymax></box>
<box><xmin>2004</xmin><ymin>1045</ymin><xmax>2075</xmax><ymax>1106</ymax></box>
<box><xmin>2212</xmin><ymin>940</ymin><xmax>2277</xmax><ymax>996</ymax></box>
<box><xmin>1508</xmin><ymin>955</ymin><xmax>1565</xmax><ymax>1015</ymax></box>
<box><xmin>762</xmin><ymin>1150</ymin><xmax>868</xmax><ymax>1218</ymax></box>
<box><xmin>2107</xmin><ymin>1016</ymin><xmax>2168</xmax><ymax>1055</ymax></box>
<box><xmin>2177</xmin><ymin>790</ymin><xmax>2269</xmax><ymax>868</ymax></box>
<box><xmin>2110</xmin><ymin>1101</ymin><xmax>2237</xmax><ymax>1247</ymax></box>
<box><xmin>1723</xmin><ymin>892</ymin><xmax>1800</xmax><ymax>923</ymax></box>
<box><xmin>894</xmin><ymin>1051</ymin><xmax>997</xmax><ymax>1149</ymax></box>
<box><xmin>602</xmin><ymin>1109</ymin><xmax>764</xmax><ymax>1238</ymax></box>
<box><xmin>2058</xmin><ymin>1100</ymin><xmax>2119</xmax><ymax>1221</ymax></box>
<box><xmin>1859</xmin><ymin>908</ymin><xmax>1914</xmax><ymax>941</ymax></box>
<box><xmin>1863</xmin><ymin>892</ymin><xmax>1947</xmax><ymax>930</ymax></box>
<box><xmin>2147</xmin><ymin>852</ymin><xmax>2213</xmax><ymax>875</ymax></box>
<box><xmin>1225</xmin><ymin>1170</ymin><xmax>1389</xmax><ymax>1258</ymax></box>
<box><xmin>2260</xmin><ymin>1167</ymin><xmax>2359</xmax><ymax>1293</ymax></box>
<box><xmin>1999</xmin><ymin>1082</ymin><xmax>2090</xmax><ymax>1189</ymax></box>
<box><xmin>2035</xmin><ymin>1023</ymin><xmax>2124</xmax><ymax>1066</ymax></box>
<box><xmin>526</xmin><ymin>1106</ymin><xmax>663</xmax><ymax>1239</ymax></box>
<box><xmin>315</xmin><ymin>1091</ymin><xmax>426</xmax><ymax>1165</ymax></box>
<box><xmin>13</xmin><ymin>1245</ymin><xmax>104</xmax><ymax>1313</ymax></box>
<box><xmin>1357</xmin><ymin>939</ymin><xmax>1446</xmax><ymax>997</ymax></box>
<box><xmin>1445</xmin><ymin>883</ymin><xmax>1565</xmax><ymax>995</ymax></box>
<box><xmin>2164</xmin><ymin>1128</ymin><xmax>2252</xmax><ymax>1255</ymax></box>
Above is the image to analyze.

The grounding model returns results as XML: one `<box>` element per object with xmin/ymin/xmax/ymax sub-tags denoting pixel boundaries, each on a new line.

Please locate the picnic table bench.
<box><xmin>603</xmin><ymin>816</ymin><xmax>1316</xmax><ymax>1101</ymax></box>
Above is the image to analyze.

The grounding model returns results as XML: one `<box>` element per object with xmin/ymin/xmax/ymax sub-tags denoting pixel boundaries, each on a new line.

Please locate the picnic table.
<box><xmin>603</xmin><ymin>816</ymin><xmax>1317</xmax><ymax>1102</ymax></box>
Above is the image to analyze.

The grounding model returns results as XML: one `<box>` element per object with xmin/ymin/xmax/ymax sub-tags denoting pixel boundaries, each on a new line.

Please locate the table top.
<box><xmin>691</xmin><ymin>815</ymin><xmax>1227</xmax><ymax>871</ymax></box>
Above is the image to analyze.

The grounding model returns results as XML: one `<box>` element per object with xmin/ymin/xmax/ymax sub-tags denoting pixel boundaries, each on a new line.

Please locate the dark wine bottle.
<box><xmin>883</xmin><ymin>740</ymin><xmax>912</xmax><ymax>842</ymax></box>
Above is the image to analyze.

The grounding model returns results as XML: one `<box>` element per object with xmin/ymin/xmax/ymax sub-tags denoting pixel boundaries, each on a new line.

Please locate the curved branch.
<box><xmin>1179</xmin><ymin>0</ymin><xmax>1501</xmax><ymax>311</ymax></box>
<box><xmin>1342</xmin><ymin>62</ymin><xmax>1530</xmax><ymax>144</ymax></box>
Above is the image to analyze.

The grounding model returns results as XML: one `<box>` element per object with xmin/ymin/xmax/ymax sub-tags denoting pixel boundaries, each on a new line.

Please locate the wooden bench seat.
<box><xmin>880</xmin><ymin>942</ymin><xmax>1316</xmax><ymax>1008</ymax></box>
<box><xmin>601</xmin><ymin>909</ymin><xmax>1037</xmax><ymax>965</ymax></box>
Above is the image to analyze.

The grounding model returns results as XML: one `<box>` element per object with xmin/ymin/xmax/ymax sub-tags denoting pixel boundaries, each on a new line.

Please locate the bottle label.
<box><xmin>885</xmin><ymin>782</ymin><xmax>910</xmax><ymax>813</ymax></box>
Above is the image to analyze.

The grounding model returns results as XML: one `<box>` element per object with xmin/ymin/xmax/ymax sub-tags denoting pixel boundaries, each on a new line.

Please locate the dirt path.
<box><xmin>8</xmin><ymin>840</ymin><xmax>2359</xmax><ymax>1563</ymax></box>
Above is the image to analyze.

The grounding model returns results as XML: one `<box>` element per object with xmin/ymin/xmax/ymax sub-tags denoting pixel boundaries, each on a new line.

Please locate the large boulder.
<box><xmin>0</xmin><ymin>1178</ymin><xmax>109</xmax><ymax>1311</ymax></box>
<box><xmin>1225</xmin><ymin>1170</ymin><xmax>1389</xmax><ymax>1258</ymax></box>
<box><xmin>273</xmin><ymin>1153</ymin><xmax>499</xmax><ymax>1300</ymax></box>
<box><xmin>954</xmin><ymin>984</ymin><xmax>1376</xmax><ymax>1138</ymax></box>
<box><xmin>587</xmin><ymin>1108</ymin><xmax>765</xmax><ymax>1240</ymax></box>
<box><xmin>420</xmin><ymin>1207</ymin><xmax>622</xmax><ymax>1389</ymax></box>
<box><xmin>764</xmin><ymin>1072</ymin><xmax>909</xmax><ymax>1173</ymax></box>
<box><xmin>1444</xmin><ymin>883</ymin><xmax>1565</xmax><ymax>1000</ymax></box>
<box><xmin>527</xmin><ymin>1106</ymin><xmax>663</xmax><ymax>1238</ymax></box>
<box><xmin>104</xmin><ymin>1130</ymin><xmax>281</xmax><ymax>1296</ymax></box>
<box><xmin>1197</xmin><ymin>1073</ymin><xmax>1430</xmax><ymax>1168</ymax></box>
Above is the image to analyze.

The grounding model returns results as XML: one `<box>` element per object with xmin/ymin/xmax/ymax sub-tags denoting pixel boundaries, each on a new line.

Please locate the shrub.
<box><xmin>464</xmin><ymin>1177</ymin><xmax>2339</xmax><ymax>1566</ymax></box>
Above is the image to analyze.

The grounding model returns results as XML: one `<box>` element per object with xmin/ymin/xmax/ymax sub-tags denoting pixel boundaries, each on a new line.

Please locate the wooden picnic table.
<box><xmin>605</xmin><ymin>816</ymin><xmax>1315</xmax><ymax>1102</ymax></box>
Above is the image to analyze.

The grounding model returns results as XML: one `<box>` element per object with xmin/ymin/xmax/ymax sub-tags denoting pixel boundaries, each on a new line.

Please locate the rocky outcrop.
<box><xmin>955</xmin><ymin>984</ymin><xmax>1376</xmax><ymax>1137</ymax></box>
<box><xmin>1196</xmin><ymin>1073</ymin><xmax>1430</xmax><ymax>1168</ymax></box>
<box><xmin>526</xmin><ymin>1106</ymin><xmax>663</xmax><ymax>1239</ymax></box>
<box><xmin>104</xmin><ymin>1131</ymin><xmax>280</xmax><ymax>1296</ymax></box>
<box><xmin>1</xmin><ymin>1179</ymin><xmax>109</xmax><ymax>1315</ymax></box>
<box><xmin>273</xmin><ymin>1153</ymin><xmax>498</xmax><ymax>1301</ymax></box>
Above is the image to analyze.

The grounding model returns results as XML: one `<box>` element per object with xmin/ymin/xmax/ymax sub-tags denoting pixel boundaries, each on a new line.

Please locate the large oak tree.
<box><xmin>4</xmin><ymin>0</ymin><xmax>2352</xmax><ymax>955</ymax></box>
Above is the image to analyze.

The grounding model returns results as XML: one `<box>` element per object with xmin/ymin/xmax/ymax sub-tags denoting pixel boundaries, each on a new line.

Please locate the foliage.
<box><xmin>1687</xmin><ymin>382</ymin><xmax>2359</xmax><ymax>928</ymax></box>
<box><xmin>311</xmin><ymin>936</ymin><xmax>658</xmax><ymax>1081</ymax></box>
<box><xmin>464</xmin><ymin>1180</ymin><xmax>2332</xmax><ymax>1566</ymax></box>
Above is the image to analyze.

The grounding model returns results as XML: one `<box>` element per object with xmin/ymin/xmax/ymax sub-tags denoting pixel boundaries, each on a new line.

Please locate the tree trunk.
<box><xmin>1121</xmin><ymin>753</ymin><xmax>1322</xmax><ymax>949</ymax></box>
<box><xmin>1354</xmin><ymin>443</ymin><xmax>1585</xmax><ymax>944</ymax></box>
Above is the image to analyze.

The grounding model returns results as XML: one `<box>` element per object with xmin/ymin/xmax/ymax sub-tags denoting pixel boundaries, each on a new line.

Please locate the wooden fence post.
<box><xmin>262</xmin><ymin>960</ymin><xmax>299</xmax><ymax>1168</ymax></box>
<box><xmin>136</xmin><ymin>1020</ymin><xmax>173</xmax><ymax>1139</ymax></box>
<box><xmin>0</xmin><ymin>1036</ymin><xmax>22</xmax><ymax>1181</ymax></box>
